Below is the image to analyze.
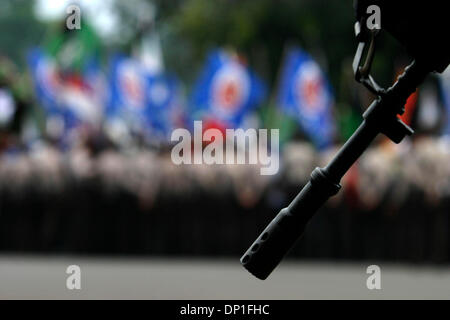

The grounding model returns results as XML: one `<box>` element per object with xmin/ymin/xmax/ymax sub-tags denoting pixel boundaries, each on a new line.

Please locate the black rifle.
<box><xmin>241</xmin><ymin>1</ymin><xmax>450</xmax><ymax>280</ymax></box>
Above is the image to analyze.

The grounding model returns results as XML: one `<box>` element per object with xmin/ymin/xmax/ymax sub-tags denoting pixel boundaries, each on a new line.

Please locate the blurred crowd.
<box><xmin>0</xmin><ymin>135</ymin><xmax>449</xmax><ymax>262</ymax></box>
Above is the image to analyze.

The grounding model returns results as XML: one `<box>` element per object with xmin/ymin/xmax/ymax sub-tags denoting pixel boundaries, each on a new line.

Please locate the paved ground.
<box><xmin>0</xmin><ymin>255</ymin><xmax>449</xmax><ymax>299</ymax></box>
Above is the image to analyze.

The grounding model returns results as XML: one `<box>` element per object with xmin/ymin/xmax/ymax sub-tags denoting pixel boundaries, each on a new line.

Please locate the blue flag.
<box><xmin>29</xmin><ymin>48</ymin><xmax>106</xmax><ymax>137</ymax></box>
<box><xmin>277</xmin><ymin>47</ymin><xmax>335</xmax><ymax>149</ymax></box>
<box><xmin>108</xmin><ymin>55</ymin><xmax>149</xmax><ymax>121</ymax></box>
<box><xmin>144</xmin><ymin>73</ymin><xmax>180</xmax><ymax>138</ymax></box>
<box><xmin>28</xmin><ymin>48</ymin><xmax>74</xmax><ymax>144</ymax></box>
<box><xmin>107</xmin><ymin>55</ymin><xmax>180</xmax><ymax>139</ymax></box>
<box><xmin>440</xmin><ymin>68</ymin><xmax>450</xmax><ymax>136</ymax></box>
<box><xmin>28</xmin><ymin>48</ymin><xmax>62</xmax><ymax>114</ymax></box>
<box><xmin>190</xmin><ymin>50</ymin><xmax>266</xmax><ymax>128</ymax></box>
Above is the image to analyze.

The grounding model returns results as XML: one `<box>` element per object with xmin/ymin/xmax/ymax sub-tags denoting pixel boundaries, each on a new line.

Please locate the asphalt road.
<box><xmin>0</xmin><ymin>255</ymin><xmax>449</xmax><ymax>299</ymax></box>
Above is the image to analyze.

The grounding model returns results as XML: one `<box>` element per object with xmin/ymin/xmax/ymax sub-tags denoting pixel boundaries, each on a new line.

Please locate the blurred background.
<box><xmin>0</xmin><ymin>0</ymin><xmax>450</xmax><ymax>299</ymax></box>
